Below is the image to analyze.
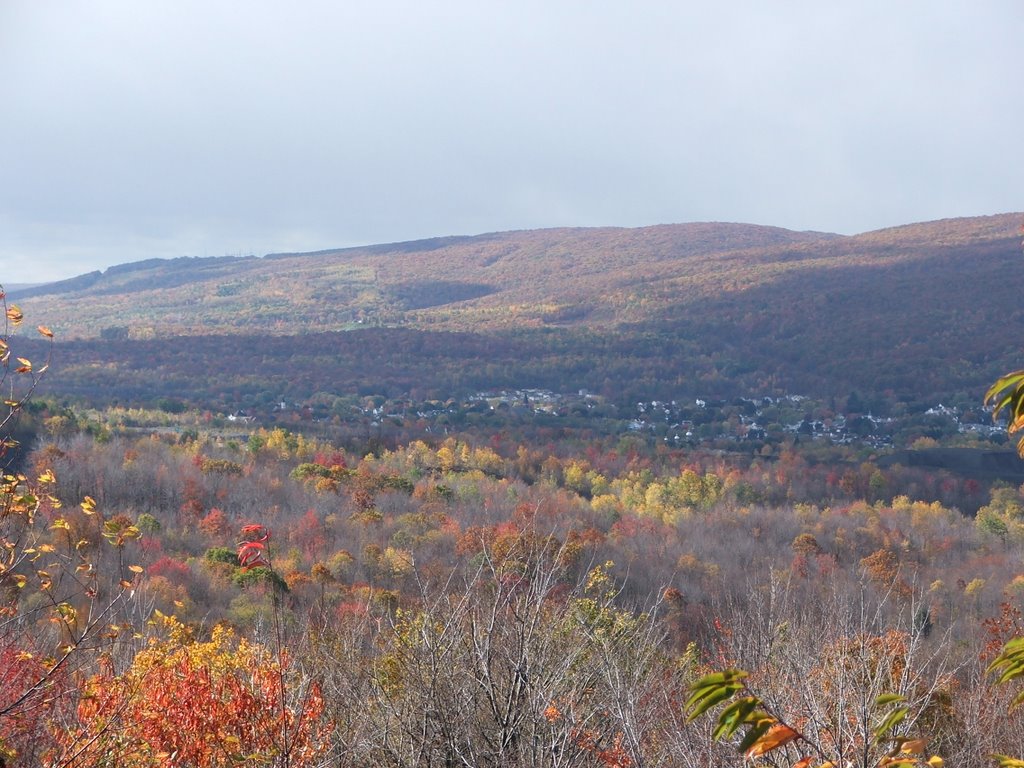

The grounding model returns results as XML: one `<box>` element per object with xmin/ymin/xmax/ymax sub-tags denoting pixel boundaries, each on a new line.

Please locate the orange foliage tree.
<box><xmin>52</xmin><ymin>613</ymin><xmax>329</xmax><ymax>767</ymax></box>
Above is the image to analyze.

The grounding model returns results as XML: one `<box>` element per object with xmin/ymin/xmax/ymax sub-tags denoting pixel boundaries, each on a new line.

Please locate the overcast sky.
<box><xmin>1</xmin><ymin>1</ymin><xmax>1020</xmax><ymax>284</ymax></box>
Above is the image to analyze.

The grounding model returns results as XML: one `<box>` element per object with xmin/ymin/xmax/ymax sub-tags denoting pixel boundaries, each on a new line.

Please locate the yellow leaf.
<box><xmin>57</xmin><ymin>603</ymin><xmax>77</xmax><ymax>622</ymax></box>
<box><xmin>926</xmin><ymin>757</ymin><xmax>944</xmax><ymax>767</ymax></box>
<box><xmin>6</xmin><ymin>305</ymin><xmax>23</xmax><ymax>325</ymax></box>
<box><xmin>37</xmin><ymin>325</ymin><xmax>54</xmax><ymax>338</ymax></box>
<box><xmin>81</xmin><ymin>496</ymin><xmax>97</xmax><ymax>514</ymax></box>
<box><xmin>128</xmin><ymin>564</ymin><xmax>144</xmax><ymax>573</ymax></box>
<box><xmin>746</xmin><ymin>723</ymin><xmax>800</xmax><ymax>757</ymax></box>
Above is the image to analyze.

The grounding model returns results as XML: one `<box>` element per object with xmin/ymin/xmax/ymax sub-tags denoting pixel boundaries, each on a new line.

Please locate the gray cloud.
<box><xmin>1</xmin><ymin>0</ymin><xmax>1021</xmax><ymax>283</ymax></box>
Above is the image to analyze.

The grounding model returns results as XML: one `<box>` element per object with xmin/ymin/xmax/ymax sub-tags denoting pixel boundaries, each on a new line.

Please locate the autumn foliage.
<box><xmin>5</xmin><ymin>279</ymin><xmax>1024</xmax><ymax>766</ymax></box>
<box><xmin>55</xmin><ymin>614</ymin><xmax>328</xmax><ymax>767</ymax></box>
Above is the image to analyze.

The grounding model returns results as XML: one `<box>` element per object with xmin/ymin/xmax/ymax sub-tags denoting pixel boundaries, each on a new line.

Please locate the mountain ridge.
<box><xmin>12</xmin><ymin>220</ymin><xmax>844</xmax><ymax>304</ymax></box>
<box><xmin>15</xmin><ymin>213</ymin><xmax>1017</xmax><ymax>310</ymax></box>
<box><xmin>9</xmin><ymin>212</ymin><xmax>1023</xmax><ymax>407</ymax></box>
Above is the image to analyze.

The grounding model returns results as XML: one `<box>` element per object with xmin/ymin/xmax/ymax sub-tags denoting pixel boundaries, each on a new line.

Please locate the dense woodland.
<box><xmin>5</xmin><ymin>402</ymin><xmax>1024</xmax><ymax>765</ymax></box>
<box><xmin>4</xmin><ymin>215</ymin><xmax>1024</xmax><ymax>766</ymax></box>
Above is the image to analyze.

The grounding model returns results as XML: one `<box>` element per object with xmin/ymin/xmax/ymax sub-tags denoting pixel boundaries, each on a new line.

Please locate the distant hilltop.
<box><xmin>11</xmin><ymin>212</ymin><xmax>1024</xmax><ymax>406</ymax></box>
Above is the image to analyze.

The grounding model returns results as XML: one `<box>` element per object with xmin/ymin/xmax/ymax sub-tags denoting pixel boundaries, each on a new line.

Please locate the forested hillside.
<box><xmin>11</xmin><ymin>213</ymin><xmax>1023</xmax><ymax>410</ymax></box>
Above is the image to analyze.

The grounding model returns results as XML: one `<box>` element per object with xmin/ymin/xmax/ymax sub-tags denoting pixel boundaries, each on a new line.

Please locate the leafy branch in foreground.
<box><xmin>684</xmin><ymin>669</ymin><xmax>796</xmax><ymax>758</ymax></box>
<box><xmin>988</xmin><ymin>638</ymin><xmax>1024</xmax><ymax>767</ymax></box>
<box><xmin>985</xmin><ymin>371</ymin><xmax>1024</xmax><ymax>457</ymax></box>
<box><xmin>0</xmin><ymin>286</ymin><xmax>53</xmax><ymax>462</ymax></box>
<box><xmin>1</xmin><ymin>289</ymin><xmax>149</xmax><ymax>765</ymax></box>
<box><xmin>685</xmin><ymin>670</ymin><xmax>943</xmax><ymax>767</ymax></box>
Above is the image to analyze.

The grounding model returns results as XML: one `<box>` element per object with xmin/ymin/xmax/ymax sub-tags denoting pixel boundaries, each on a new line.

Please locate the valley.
<box><xmin>4</xmin><ymin>212</ymin><xmax>1024</xmax><ymax>766</ymax></box>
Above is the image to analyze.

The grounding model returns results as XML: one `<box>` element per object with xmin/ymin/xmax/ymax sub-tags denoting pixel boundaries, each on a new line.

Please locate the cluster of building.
<box><xmin>221</xmin><ymin>388</ymin><xmax>1006</xmax><ymax>452</ymax></box>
